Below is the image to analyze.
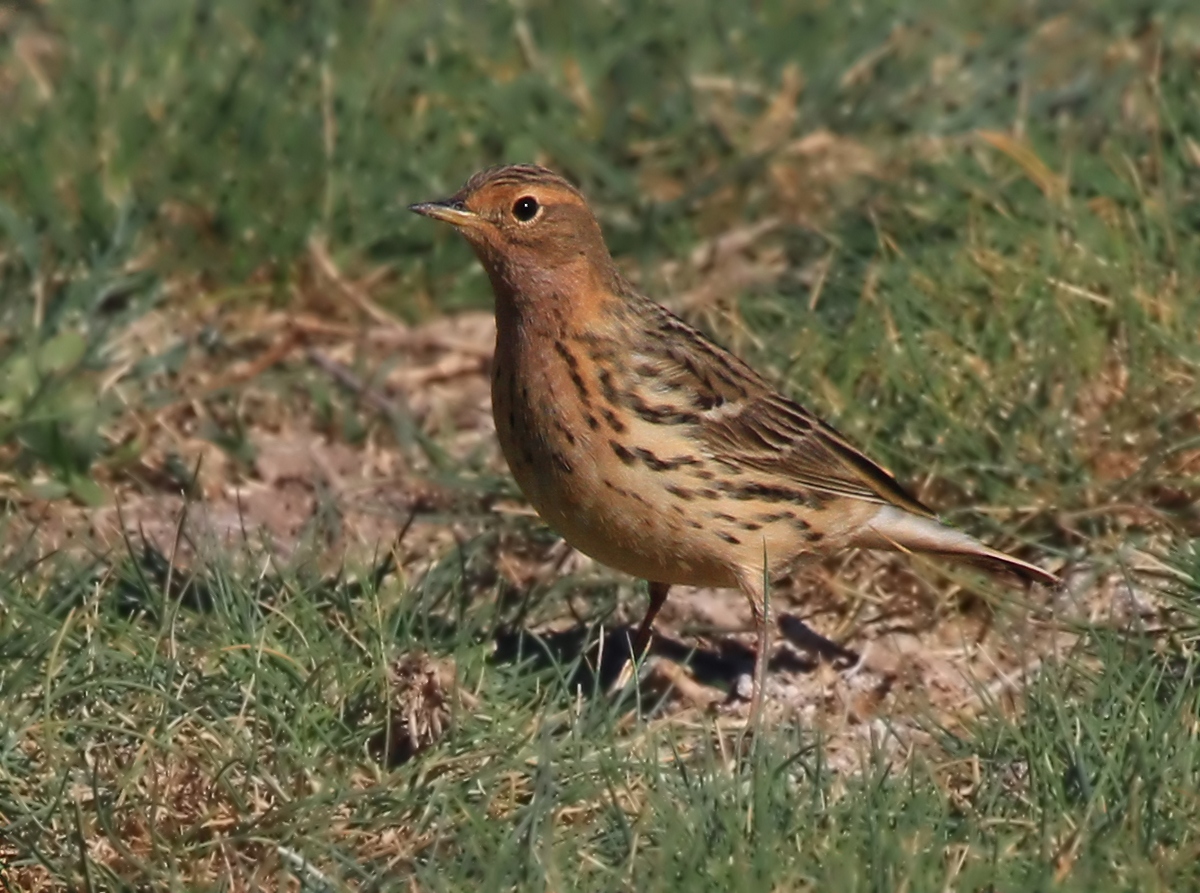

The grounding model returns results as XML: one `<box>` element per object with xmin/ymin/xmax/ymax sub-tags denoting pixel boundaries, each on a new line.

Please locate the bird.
<box><xmin>410</xmin><ymin>163</ymin><xmax>1059</xmax><ymax>718</ymax></box>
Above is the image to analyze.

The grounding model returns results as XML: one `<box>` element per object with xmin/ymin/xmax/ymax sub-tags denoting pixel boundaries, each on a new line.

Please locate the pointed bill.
<box><xmin>408</xmin><ymin>199</ymin><xmax>479</xmax><ymax>228</ymax></box>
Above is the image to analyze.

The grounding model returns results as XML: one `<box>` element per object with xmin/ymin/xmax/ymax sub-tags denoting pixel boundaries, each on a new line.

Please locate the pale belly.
<box><xmin>496</xmin><ymin>420</ymin><xmax>735</xmax><ymax>585</ymax></box>
<box><xmin>491</xmin><ymin>355</ymin><xmax>739</xmax><ymax>588</ymax></box>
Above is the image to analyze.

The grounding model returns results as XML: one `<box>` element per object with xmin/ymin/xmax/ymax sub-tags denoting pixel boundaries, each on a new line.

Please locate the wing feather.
<box><xmin>628</xmin><ymin>304</ymin><xmax>935</xmax><ymax>518</ymax></box>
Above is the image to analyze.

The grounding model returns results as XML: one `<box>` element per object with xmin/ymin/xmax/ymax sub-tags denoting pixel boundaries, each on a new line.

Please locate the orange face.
<box><xmin>410</xmin><ymin>165</ymin><xmax>612</xmax><ymax>280</ymax></box>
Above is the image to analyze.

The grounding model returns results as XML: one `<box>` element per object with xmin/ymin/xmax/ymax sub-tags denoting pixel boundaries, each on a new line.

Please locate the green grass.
<box><xmin>3</xmin><ymin>544</ymin><xmax>1200</xmax><ymax>890</ymax></box>
<box><xmin>3</xmin><ymin>0</ymin><xmax>1200</xmax><ymax>889</ymax></box>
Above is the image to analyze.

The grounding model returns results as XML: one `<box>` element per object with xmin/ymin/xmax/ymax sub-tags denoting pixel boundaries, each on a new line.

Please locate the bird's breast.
<box><xmin>489</xmin><ymin>326</ymin><xmax>736</xmax><ymax>587</ymax></box>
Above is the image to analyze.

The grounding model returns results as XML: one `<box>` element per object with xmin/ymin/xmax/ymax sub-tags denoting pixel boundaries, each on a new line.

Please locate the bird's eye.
<box><xmin>512</xmin><ymin>196</ymin><xmax>540</xmax><ymax>222</ymax></box>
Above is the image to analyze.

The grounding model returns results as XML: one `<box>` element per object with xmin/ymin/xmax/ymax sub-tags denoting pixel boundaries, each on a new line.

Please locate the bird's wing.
<box><xmin>701</xmin><ymin>391</ymin><xmax>936</xmax><ymax>517</ymax></box>
<box><xmin>631</xmin><ymin>307</ymin><xmax>935</xmax><ymax>518</ymax></box>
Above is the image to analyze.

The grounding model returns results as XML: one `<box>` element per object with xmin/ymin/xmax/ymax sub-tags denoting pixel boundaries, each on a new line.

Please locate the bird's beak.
<box><xmin>408</xmin><ymin>198</ymin><xmax>480</xmax><ymax>228</ymax></box>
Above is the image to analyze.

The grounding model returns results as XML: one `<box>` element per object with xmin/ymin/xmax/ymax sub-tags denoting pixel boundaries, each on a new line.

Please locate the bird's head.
<box><xmin>410</xmin><ymin>164</ymin><xmax>618</xmax><ymax>302</ymax></box>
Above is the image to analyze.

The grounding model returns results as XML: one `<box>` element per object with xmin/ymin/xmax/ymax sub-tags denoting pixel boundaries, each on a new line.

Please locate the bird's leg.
<box><xmin>611</xmin><ymin>581</ymin><xmax>670</xmax><ymax>695</ymax></box>
<box><xmin>754</xmin><ymin>601</ymin><xmax>769</xmax><ymax>716</ymax></box>
<box><xmin>736</xmin><ymin>571</ymin><xmax>771</xmax><ymax>727</ymax></box>
<box><xmin>630</xmin><ymin>581</ymin><xmax>670</xmax><ymax>661</ymax></box>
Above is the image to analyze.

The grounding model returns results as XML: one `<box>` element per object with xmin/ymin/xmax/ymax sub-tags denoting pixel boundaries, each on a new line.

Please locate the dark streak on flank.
<box><xmin>712</xmin><ymin>512</ymin><xmax>737</xmax><ymax>523</ymax></box>
<box><xmin>716</xmin><ymin>531</ymin><xmax>741</xmax><ymax>545</ymax></box>
<box><xmin>691</xmin><ymin>468</ymin><xmax>715</xmax><ymax>481</ymax></box>
<box><xmin>585</xmin><ymin>413</ymin><xmax>600</xmax><ymax>430</ymax></box>
<box><xmin>554</xmin><ymin>342</ymin><xmax>591</xmax><ymax>405</ymax></box>
<box><xmin>666</xmin><ymin>484</ymin><xmax>694</xmax><ymax>501</ymax></box>
<box><xmin>598</xmin><ymin>368</ymin><xmax>619</xmax><ymax>403</ymax></box>
<box><xmin>601</xmin><ymin>407</ymin><xmax>627</xmax><ymax>433</ymax></box>
<box><xmin>568</xmin><ymin>369</ymin><xmax>589</xmax><ymax>399</ymax></box>
<box><xmin>606</xmin><ymin>478</ymin><xmax>650</xmax><ymax>505</ymax></box>
<box><xmin>634</xmin><ymin>448</ymin><xmax>698</xmax><ymax>472</ymax></box>
<box><xmin>626</xmin><ymin>394</ymin><xmax>699</xmax><ymax>426</ymax></box>
<box><xmin>721</xmin><ymin>481</ymin><xmax>814</xmax><ymax>504</ymax></box>
<box><xmin>739</xmin><ymin>521</ymin><xmax>763</xmax><ymax>531</ymax></box>
<box><xmin>610</xmin><ymin>441</ymin><xmax>637</xmax><ymax>465</ymax></box>
<box><xmin>686</xmin><ymin>519</ymin><xmax>703</xmax><ymax>530</ymax></box>
<box><xmin>757</xmin><ymin>510</ymin><xmax>797</xmax><ymax>524</ymax></box>
<box><xmin>554</xmin><ymin>421</ymin><xmax>576</xmax><ymax>447</ymax></box>
<box><xmin>553</xmin><ymin>340</ymin><xmax>579</xmax><ymax>371</ymax></box>
<box><xmin>805</xmin><ymin>530</ymin><xmax>825</xmax><ymax>542</ymax></box>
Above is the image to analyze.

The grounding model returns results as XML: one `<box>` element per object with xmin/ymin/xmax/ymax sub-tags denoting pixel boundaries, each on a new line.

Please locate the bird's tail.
<box><xmin>857</xmin><ymin>505</ymin><xmax>1060</xmax><ymax>587</ymax></box>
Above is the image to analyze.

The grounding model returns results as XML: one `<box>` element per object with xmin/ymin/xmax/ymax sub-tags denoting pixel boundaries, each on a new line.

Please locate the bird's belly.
<box><xmin>492</xmin><ymin>370</ymin><xmax>734</xmax><ymax>586</ymax></box>
<box><xmin>490</xmin><ymin>339</ymin><xmax>872</xmax><ymax>589</ymax></box>
<box><xmin>515</xmin><ymin>459</ymin><xmax>740</xmax><ymax>588</ymax></box>
<box><xmin>495</xmin><ymin>424</ymin><xmax>834</xmax><ymax>590</ymax></box>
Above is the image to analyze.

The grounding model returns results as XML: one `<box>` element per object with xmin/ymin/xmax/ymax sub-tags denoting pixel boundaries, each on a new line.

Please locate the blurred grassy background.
<box><xmin>2</xmin><ymin>0</ymin><xmax>1200</xmax><ymax>889</ymax></box>
<box><xmin>2</xmin><ymin>0</ymin><xmax>1198</xmax><ymax>522</ymax></box>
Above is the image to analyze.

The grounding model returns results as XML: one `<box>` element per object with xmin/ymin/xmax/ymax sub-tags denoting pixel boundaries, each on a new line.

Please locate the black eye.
<box><xmin>512</xmin><ymin>196</ymin><xmax>540</xmax><ymax>222</ymax></box>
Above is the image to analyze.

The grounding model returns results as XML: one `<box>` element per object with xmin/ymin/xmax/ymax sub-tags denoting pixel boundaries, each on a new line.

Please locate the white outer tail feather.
<box><xmin>861</xmin><ymin>505</ymin><xmax>1059</xmax><ymax>587</ymax></box>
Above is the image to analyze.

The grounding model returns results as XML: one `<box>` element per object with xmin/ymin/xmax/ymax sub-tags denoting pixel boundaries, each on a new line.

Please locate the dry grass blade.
<box><xmin>977</xmin><ymin>129</ymin><xmax>1068</xmax><ymax>201</ymax></box>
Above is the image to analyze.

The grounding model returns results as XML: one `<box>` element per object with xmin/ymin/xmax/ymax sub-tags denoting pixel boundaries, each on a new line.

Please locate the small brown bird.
<box><xmin>411</xmin><ymin>164</ymin><xmax>1058</xmax><ymax>713</ymax></box>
